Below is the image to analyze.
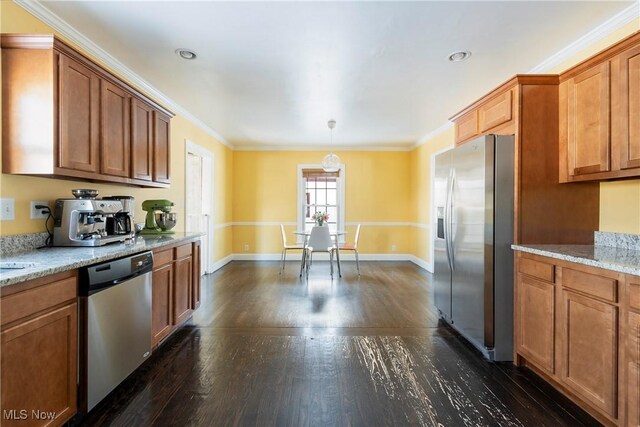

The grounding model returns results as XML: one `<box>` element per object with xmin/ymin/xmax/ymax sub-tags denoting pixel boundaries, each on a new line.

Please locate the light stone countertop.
<box><xmin>0</xmin><ymin>232</ymin><xmax>204</xmax><ymax>288</ymax></box>
<box><xmin>512</xmin><ymin>244</ymin><xmax>640</xmax><ymax>276</ymax></box>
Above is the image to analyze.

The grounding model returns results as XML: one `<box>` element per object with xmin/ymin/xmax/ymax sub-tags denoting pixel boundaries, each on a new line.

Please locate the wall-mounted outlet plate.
<box><xmin>30</xmin><ymin>201</ymin><xmax>50</xmax><ymax>219</ymax></box>
<box><xmin>0</xmin><ymin>198</ymin><xmax>15</xmax><ymax>221</ymax></box>
<box><xmin>391</xmin><ymin>244</ymin><xmax>397</xmax><ymax>252</ymax></box>
<box><xmin>243</xmin><ymin>244</ymin><xmax>250</xmax><ymax>252</ymax></box>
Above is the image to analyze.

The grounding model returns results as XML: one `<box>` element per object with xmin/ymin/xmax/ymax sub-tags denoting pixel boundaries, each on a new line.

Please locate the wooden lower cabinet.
<box><xmin>0</xmin><ymin>272</ymin><xmax>77</xmax><ymax>427</ymax></box>
<box><xmin>152</xmin><ymin>262</ymin><xmax>173</xmax><ymax>347</ymax></box>
<box><xmin>192</xmin><ymin>241</ymin><xmax>202</xmax><ymax>310</ymax></box>
<box><xmin>173</xmin><ymin>255</ymin><xmax>193</xmax><ymax>325</ymax></box>
<box><xmin>560</xmin><ymin>289</ymin><xmax>618</xmax><ymax>418</ymax></box>
<box><xmin>517</xmin><ymin>275</ymin><xmax>555</xmax><ymax>373</ymax></box>
<box><xmin>515</xmin><ymin>252</ymin><xmax>633</xmax><ymax>425</ymax></box>
<box><xmin>151</xmin><ymin>241</ymin><xmax>200</xmax><ymax>348</ymax></box>
<box><xmin>628</xmin><ymin>310</ymin><xmax>640</xmax><ymax>426</ymax></box>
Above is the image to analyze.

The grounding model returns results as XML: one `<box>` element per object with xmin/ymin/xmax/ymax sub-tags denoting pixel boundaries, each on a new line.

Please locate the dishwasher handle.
<box><xmin>80</xmin><ymin>251</ymin><xmax>154</xmax><ymax>296</ymax></box>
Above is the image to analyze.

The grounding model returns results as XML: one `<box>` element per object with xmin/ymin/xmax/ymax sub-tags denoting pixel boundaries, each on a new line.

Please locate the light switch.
<box><xmin>0</xmin><ymin>198</ymin><xmax>15</xmax><ymax>221</ymax></box>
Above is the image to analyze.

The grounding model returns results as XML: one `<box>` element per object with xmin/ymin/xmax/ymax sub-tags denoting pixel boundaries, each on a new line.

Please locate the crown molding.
<box><xmin>14</xmin><ymin>0</ymin><xmax>234</xmax><ymax>150</ymax></box>
<box><xmin>412</xmin><ymin>121</ymin><xmax>454</xmax><ymax>150</ymax></box>
<box><xmin>528</xmin><ymin>2</ymin><xmax>640</xmax><ymax>73</ymax></box>
<box><xmin>233</xmin><ymin>144</ymin><xmax>413</xmax><ymax>152</ymax></box>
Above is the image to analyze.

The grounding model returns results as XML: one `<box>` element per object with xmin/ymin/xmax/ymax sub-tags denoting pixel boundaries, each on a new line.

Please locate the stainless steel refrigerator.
<box><xmin>433</xmin><ymin>134</ymin><xmax>514</xmax><ymax>361</ymax></box>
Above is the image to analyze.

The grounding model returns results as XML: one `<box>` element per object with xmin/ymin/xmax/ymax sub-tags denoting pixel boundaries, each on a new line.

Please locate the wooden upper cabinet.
<box><xmin>479</xmin><ymin>89</ymin><xmax>513</xmax><ymax>132</ymax></box>
<box><xmin>58</xmin><ymin>54</ymin><xmax>100</xmax><ymax>173</ymax></box>
<box><xmin>566</xmin><ymin>62</ymin><xmax>611</xmax><ymax>177</ymax></box>
<box><xmin>454</xmin><ymin>110</ymin><xmax>478</xmax><ymax>145</ymax></box>
<box><xmin>153</xmin><ymin>111</ymin><xmax>171</xmax><ymax>184</ymax></box>
<box><xmin>1</xmin><ymin>34</ymin><xmax>173</xmax><ymax>188</ymax></box>
<box><xmin>560</xmin><ymin>289</ymin><xmax>618</xmax><ymax>418</ymax></box>
<box><xmin>615</xmin><ymin>44</ymin><xmax>640</xmax><ymax>171</ymax></box>
<box><xmin>131</xmin><ymin>98</ymin><xmax>153</xmax><ymax>181</ymax></box>
<box><xmin>100</xmin><ymin>80</ymin><xmax>130</xmax><ymax>177</ymax></box>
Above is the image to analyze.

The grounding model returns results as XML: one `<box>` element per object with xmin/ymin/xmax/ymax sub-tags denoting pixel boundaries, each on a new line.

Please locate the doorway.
<box><xmin>185</xmin><ymin>140</ymin><xmax>214</xmax><ymax>274</ymax></box>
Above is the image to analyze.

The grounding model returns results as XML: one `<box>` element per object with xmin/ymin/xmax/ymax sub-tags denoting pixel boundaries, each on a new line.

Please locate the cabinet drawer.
<box><xmin>1</xmin><ymin>274</ymin><xmax>77</xmax><ymax>326</ymax></box>
<box><xmin>562</xmin><ymin>267</ymin><xmax>618</xmax><ymax>302</ymax></box>
<box><xmin>175</xmin><ymin>243</ymin><xmax>192</xmax><ymax>259</ymax></box>
<box><xmin>519</xmin><ymin>256</ymin><xmax>555</xmax><ymax>283</ymax></box>
<box><xmin>154</xmin><ymin>248</ymin><xmax>174</xmax><ymax>267</ymax></box>
<box><xmin>628</xmin><ymin>275</ymin><xmax>640</xmax><ymax>311</ymax></box>
<box><xmin>479</xmin><ymin>89</ymin><xmax>513</xmax><ymax>132</ymax></box>
<box><xmin>455</xmin><ymin>111</ymin><xmax>478</xmax><ymax>144</ymax></box>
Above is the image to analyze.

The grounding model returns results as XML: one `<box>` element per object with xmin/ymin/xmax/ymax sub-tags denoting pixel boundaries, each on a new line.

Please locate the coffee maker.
<box><xmin>103</xmin><ymin>196</ymin><xmax>135</xmax><ymax>236</ymax></box>
<box><xmin>53</xmin><ymin>190</ymin><xmax>136</xmax><ymax>247</ymax></box>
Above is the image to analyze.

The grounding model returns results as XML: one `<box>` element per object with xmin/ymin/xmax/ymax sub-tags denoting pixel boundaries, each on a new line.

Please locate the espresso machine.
<box><xmin>52</xmin><ymin>190</ymin><xmax>136</xmax><ymax>247</ymax></box>
<box><xmin>140</xmin><ymin>200</ymin><xmax>177</xmax><ymax>235</ymax></box>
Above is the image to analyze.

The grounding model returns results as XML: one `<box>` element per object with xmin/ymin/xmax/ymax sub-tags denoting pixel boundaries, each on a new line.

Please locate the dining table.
<box><xmin>293</xmin><ymin>230</ymin><xmax>347</xmax><ymax>277</ymax></box>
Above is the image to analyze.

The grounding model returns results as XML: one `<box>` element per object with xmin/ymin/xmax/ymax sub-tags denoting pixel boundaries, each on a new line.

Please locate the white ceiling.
<box><xmin>38</xmin><ymin>1</ymin><xmax>636</xmax><ymax>149</ymax></box>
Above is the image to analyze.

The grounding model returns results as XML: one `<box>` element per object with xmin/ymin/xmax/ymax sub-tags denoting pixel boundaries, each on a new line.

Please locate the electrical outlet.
<box><xmin>391</xmin><ymin>244</ymin><xmax>397</xmax><ymax>252</ymax></box>
<box><xmin>0</xmin><ymin>198</ymin><xmax>15</xmax><ymax>221</ymax></box>
<box><xmin>30</xmin><ymin>201</ymin><xmax>49</xmax><ymax>219</ymax></box>
<box><xmin>243</xmin><ymin>244</ymin><xmax>250</xmax><ymax>252</ymax></box>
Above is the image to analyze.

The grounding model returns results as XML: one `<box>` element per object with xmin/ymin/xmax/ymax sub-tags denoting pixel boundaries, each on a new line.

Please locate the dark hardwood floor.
<box><xmin>77</xmin><ymin>261</ymin><xmax>599</xmax><ymax>426</ymax></box>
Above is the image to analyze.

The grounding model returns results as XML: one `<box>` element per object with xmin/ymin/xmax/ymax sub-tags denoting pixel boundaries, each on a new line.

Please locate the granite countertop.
<box><xmin>0</xmin><ymin>232</ymin><xmax>204</xmax><ymax>288</ymax></box>
<box><xmin>512</xmin><ymin>244</ymin><xmax>640</xmax><ymax>276</ymax></box>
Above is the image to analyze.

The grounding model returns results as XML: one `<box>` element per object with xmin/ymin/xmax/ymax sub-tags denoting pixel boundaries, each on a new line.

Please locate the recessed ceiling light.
<box><xmin>448</xmin><ymin>51</ymin><xmax>472</xmax><ymax>62</ymax></box>
<box><xmin>175</xmin><ymin>48</ymin><xmax>197</xmax><ymax>60</ymax></box>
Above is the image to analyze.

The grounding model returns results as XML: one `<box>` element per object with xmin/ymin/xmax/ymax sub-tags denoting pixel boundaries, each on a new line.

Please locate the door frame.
<box><xmin>185</xmin><ymin>139</ymin><xmax>214</xmax><ymax>274</ymax></box>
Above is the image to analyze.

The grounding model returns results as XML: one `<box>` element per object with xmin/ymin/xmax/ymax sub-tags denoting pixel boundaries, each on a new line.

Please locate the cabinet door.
<box><xmin>191</xmin><ymin>241</ymin><xmax>201</xmax><ymax>310</ymax></box>
<box><xmin>479</xmin><ymin>89</ymin><xmax>513</xmax><ymax>132</ymax></box>
<box><xmin>173</xmin><ymin>256</ymin><xmax>193</xmax><ymax>325</ymax></box>
<box><xmin>100</xmin><ymin>80</ymin><xmax>130</xmax><ymax>177</ymax></box>
<box><xmin>454</xmin><ymin>110</ymin><xmax>478</xmax><ymax>145</ymax></box>
<box><xmin>1</xmin><ymin>303</ymin><xmax>77</xmax><ymax>427</ymax></box>
<box><xmin>153</xmin><ymin>111</ymin><xmax>171</xmax><ymax>184</ymax></box>
<box><xmin>152</xmin><ymin>263</ymin><xmax>173</xmax><ymax>347</ymax></box>
<box><xmin>567</xmin><ymin>62</ymin><xmax>610</xmax><ymax>176</ymax></box>
<box><xmin>629</xmin><ymin>311</ymin><xmax>640</xmax><ymax>426</ymax></box>
<box><xmin>617</xmin><ymin>45</ymin><xmax>640</xmax><ymax>170</ymax></box>
<box><xmin>517</xmin><ymin>275</ymin><xmax>555</xmax><ymax>373</ymax></box>
<box><xmin>560</xmin><ymin>290</ymin><xmax>618</xmax><ymax>418</ymax></box>
<box><xmin>58</xmin><ymin>54</ymin><xmax>99</xmax><ymax>173</ymax></box>
<box><xmin>131</xmin><ymin>98</ymin><xmax>153</xmax><ymax>181</ymax></box>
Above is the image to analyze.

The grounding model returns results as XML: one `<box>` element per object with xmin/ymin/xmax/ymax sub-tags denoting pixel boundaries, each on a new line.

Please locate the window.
<box><xmin>297</xmin><ymin>164</ymin><xmax>345</xmax><ymax>237</ymax></box>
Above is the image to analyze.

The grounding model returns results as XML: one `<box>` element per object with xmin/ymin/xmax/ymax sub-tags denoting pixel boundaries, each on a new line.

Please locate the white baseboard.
<box><xmin>212</xmin><ymin>253</ymin><xmax>434</xmax><ymax>273</ymax></box>
<box><xmin>210</xmin><ymin>254</ymin><xmax>233</xmax><ymax>272</ymax></box>
<box><xmin>408</xmin><ymin>255</ymin><xmax>434</xmax><ymax>273</ymax></box>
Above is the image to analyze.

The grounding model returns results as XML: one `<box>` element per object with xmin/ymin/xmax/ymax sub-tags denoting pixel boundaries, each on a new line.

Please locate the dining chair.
<box><xmin>280</xmin><ymin>224</ymin><xmax>304</xmax><ymax>274</ymax></box>
<box><xmin>304</xmin><ymin>226</ymin><xmax>337</xmax><ymax>278</ymax></box>
<box><xmin>339</xmin><ymin>224</ymin><xmax>361</xmax><ymax>276</ymax></box>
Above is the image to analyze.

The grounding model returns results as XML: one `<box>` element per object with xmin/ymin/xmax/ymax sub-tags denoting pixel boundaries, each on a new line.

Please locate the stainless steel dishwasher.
<box><xmin>79</xmin><ymin>251</ymin><xmax>153</xmax><ymax>413</ymax></box>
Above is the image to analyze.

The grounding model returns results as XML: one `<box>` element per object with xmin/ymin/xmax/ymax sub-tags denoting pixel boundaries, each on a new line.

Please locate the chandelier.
<box><xmin>322</xmin><ymin>119</ymin><xmax>340</xmax><ymax>172</ymax></box>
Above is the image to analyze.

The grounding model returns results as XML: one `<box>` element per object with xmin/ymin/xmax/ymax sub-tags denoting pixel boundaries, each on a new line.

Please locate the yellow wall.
<box><xmin>408</xmin><ymin>127</ymin><xmax>454</xmax><ymax>263</ymax></box>
<box><xmin>232</xmin><ymin>150</ymin><xmax>412</xmax><ymax>254</ymax></box>
<box><xmin>0</xmin><ymin>2</ymin><xmax>234</xmax><ymax>261</ymax></box>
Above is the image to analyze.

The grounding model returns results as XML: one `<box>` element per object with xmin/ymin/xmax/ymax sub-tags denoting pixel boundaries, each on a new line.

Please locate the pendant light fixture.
<box><xmin>322</xmin><ymin>119</ymin><xmax>340</xmax><ymax>172</ymax></box>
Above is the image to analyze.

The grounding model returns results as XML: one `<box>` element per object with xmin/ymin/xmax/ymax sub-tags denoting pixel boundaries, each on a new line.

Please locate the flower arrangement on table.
<box><xmin>312</xmin><ymin>211</ymin><xmax>329</xmax><ymax>226</ymax></box>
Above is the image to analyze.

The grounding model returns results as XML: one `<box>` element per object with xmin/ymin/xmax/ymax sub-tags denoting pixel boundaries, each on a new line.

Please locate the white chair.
<box><xmin>339</xmin><ymin>224</ymin><xmax>361</xmax><ymax>276</ymax></box>
<box><xmin>304</xmin><ymin>226</ymin><xmax>337</xmax><ymax>278</ymax></box>
<box><xmin>280</xmin><ymin>224</ymin><xmax>304</xmax><ymax>274</ymax></box>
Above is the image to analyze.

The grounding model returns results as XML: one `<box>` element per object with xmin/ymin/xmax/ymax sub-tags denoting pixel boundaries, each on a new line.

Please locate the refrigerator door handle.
<box><xmin>444</xmin><ymin>172</ymin><xmax>453</xmax><ymax>272</ymax></box>
<box><xmin>447</xmin><ymin>170</ymin><xmax>456</xmax><ymax>270</ymax></box>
